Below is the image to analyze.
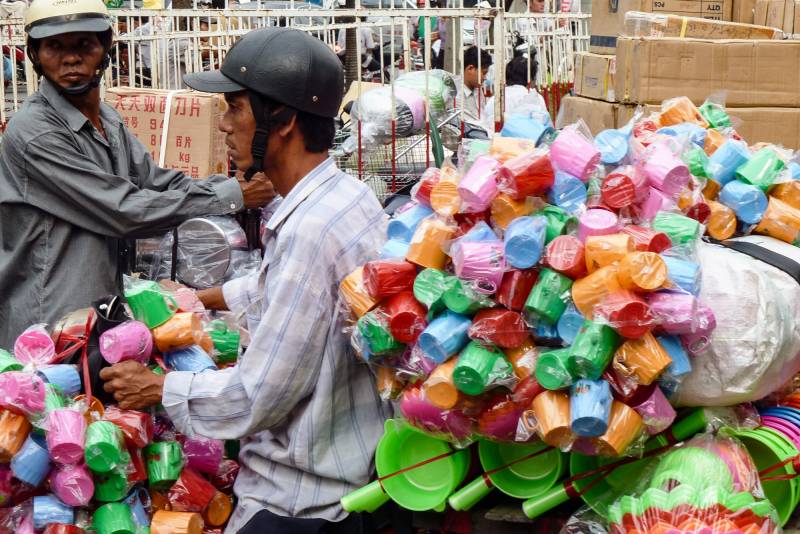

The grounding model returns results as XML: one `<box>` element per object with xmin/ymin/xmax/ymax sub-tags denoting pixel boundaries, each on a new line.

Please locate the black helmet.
<box><xmin>184</xmin><ymin>28</ymin><xmax>343</xmax><ymax>179</ymax></box>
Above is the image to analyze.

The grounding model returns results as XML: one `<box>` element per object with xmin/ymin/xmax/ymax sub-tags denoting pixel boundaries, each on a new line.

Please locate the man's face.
<box><xmin>465</xmin><ymin>64</ymin><xmax>489</xmax><ymax>90</ymax></box>
<box><xmin>220</xmin><ymin>91</ymin><xmax>257</xmax><ymax>171</ymax></box>
<box><xmin>529</xmin><ymin>0</ymin><xmax>545</xmax><ymax>12</ymax></box>
<box><xmin>35</xmin><ymin>32</ymin><xmax>105</xmax><ymax>90</ymax></box>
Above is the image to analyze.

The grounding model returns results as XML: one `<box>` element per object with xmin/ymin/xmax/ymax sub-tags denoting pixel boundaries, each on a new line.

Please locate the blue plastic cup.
<box><xmin>417</xmin><ymin>311</ymin><xmax>472</xmax><ymax>364</ymax></box>
<box><xmin>657</xmin><ymin>123</ymin><xmax>707</xmax><ymax>147</ymax></box>
<box><xmin>37</xmin><ymin>365</ymin><xmax>82</xmax><ymax>397</ymax></box>
<box><xmin>556</xmin><ymin>302</ymin><xmax>585</xmax><ymax>345</ymax></box>
<box><xmin>33</xmin><ymin>495</ymin><xmax>74</xmax><ymax>530</ymax></box>
<box><xmin>661</xmin><ymin>256</ymin><xmax>701</xmax><ymax>295</ymax></box>
<box><xmin>788</xmin><ymin>162</ymin><xmax>800</xmax><ymax>180</ymax></box>
<box><xmin>380</xmin><ymin>239</ymin><xmax>411</xmax><ymax>259</ymax></box>
<box><xmin>125</xmin><ymin>487</ymin><xmax>152</xmax><ymax>527</ymax></box>
<box><xmin>500</xmin><ymin>114</ymin><xmax>553</xmax><ymax>145</ymax></box>
<box><xmin>461</xmin><ymin>221</ymin><xmax>498</xmax><ymax>243</ymax></box>
<box><xmin>164</xmin><ymin>345</ymin><xmax>217</xmax><ymax>373</ymax></box>
<box><xmin>11</xmin><ymin>434</ymin><xmax>51</xmax><ymax>487</ymax></box>
<box><xmin>719</xmin><ymin>180</ymin><xmax>768</xmax><ymax>225</ymax></box>
<box><xmin>570</xmin><ymin>379</ymin><xmax>612</xmax><ymax>437</ymax></box>
<box><xmin>387</xmin><ymin>204</ymin><xmax>434</xmax><ymax>242</ymax></box>
<box><xmin>504</xmin><ymin>216</ymin><xmax>548</xmax><ymax>269</ymax></box>
<box><xmin>548</xmin><ymin>172</ymin><xmax>587</xmax><ymax>214</ymax></box>
<box><xmin>532</xmin><ymin>319</ymin><xmax>561</xmax><ymax>342</ymax></box>
<box><xmin>657</xmin><ymin>335</ymin><xmax>692</xmax><ymax>379</ymax></box>
<box><xmin>595</xmin><ymin>129</ymin><xmax>629</xmax><ymax>165</ymax></box>
<box><xmin>707</xmin><ymin>139</ymin><xmax>751</xmax><ymax>186</ymax></box>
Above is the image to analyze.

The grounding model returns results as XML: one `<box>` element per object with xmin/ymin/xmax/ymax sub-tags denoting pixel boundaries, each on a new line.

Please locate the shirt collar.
<box><xmin>265</xmin><ymin>157</ymin><xmax>339</xmax><ymax>232</ymax></box>
<box><xmin>39</xmin><ymin>78</ymin><xmax>121</xmax><ymax>132</ymax></box>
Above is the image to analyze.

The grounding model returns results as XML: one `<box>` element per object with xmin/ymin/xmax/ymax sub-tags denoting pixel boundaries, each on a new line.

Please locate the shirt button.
<box><xmin>230</xmin><ymin>203</ymin><xmax>237</xmax><ymax>210</ymax></box>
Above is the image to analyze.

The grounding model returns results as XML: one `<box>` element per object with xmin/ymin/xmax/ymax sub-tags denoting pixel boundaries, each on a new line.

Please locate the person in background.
<box><xmin>0</xmin><ymin>0</ymin><xmax>274</xmax><ymax>348</ymax></box>
<box><xmin>484</xmin><ymin>50</ymin><xmax>548</xmax><ymax>130</ymax></box>
<box><xmin>335</xmin><ymin>24</ymin><xmax>379</xmax><ymax>71</ymax></box>
<box><xmin>458</xmin><ymin>45</ymin><xmax>493</xmax><ymax>129</ymax></box>
<box><xmin>101</xmin><ymin>28</ymin><xmax>390</xmax><ymax>533</ymax></box>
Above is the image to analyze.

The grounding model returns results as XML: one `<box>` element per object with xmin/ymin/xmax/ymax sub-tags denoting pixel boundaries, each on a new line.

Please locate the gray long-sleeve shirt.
<box><xmin>0</xmin><ymin>78</ymin><xmax>243</xmax><ymax>348</ymax></box>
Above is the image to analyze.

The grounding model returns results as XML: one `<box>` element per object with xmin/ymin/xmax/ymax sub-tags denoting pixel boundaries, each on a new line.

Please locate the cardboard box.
<box><xmin>574</xmin><ymin>53</ymin><xmax>617</xmax><ymax>102</ymax></box>
<box><xmin>615</xmin><ymin>37</ymin><xmax>800</xmax><ymax>108</ymax></box>
<box><xmin>733</xmin><ymin>0</ymin><xmax>757</xmax><ymax>22</ymax></box>
<box><xmin>589</xmin><ymin>0</ymin><xmax>733</xmax><ymax>54</ymax></box>
<box><xmin>754</xmin><ymin>0</ymin><xmax>800</xmax><ymax>35</ymax></box>
<box><xmin>623</xmin><ymin>10</ymin><xmax>782</xmax><ymax>37</ymax></box>
<box><xmin>556</xmin><ymin>95</ymin><xmax>637</xmax><ymax>133</ymax></box>
<box><xmin>105</xmin><ymin>88</ymin><xmax>228</xmax><ymax>179</ymax></box>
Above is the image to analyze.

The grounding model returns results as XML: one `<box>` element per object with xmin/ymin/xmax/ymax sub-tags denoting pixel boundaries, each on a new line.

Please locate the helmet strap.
<box><xmin>243</xmin><ymin>92</ymin><xmax>296</xmax><ymax>181</ymax></box>
<box><xmin>36</xmin><ymin>50</ymin><xmax>110</xmax><ymax>97</ymax></box>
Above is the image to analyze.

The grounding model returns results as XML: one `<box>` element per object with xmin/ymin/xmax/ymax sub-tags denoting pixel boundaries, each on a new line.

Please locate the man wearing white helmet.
<box><xmin>0</xmin><ymin>0</ymin><xmax>274</xmax><ymax>348</ymax></box>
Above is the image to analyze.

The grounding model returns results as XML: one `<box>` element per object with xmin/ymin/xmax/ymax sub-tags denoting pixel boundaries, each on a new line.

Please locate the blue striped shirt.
<box><xmin>162</xmin><ymin>158</ymin><xmax>391</xmax><ymax>532</ymax></box>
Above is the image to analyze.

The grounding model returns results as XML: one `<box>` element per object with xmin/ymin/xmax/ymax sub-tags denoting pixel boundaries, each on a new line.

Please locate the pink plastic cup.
<box><xmin>14</xmin><ymin>327</ymin><xmax>56</xmax><ymax>365</ymax></box>
<box><xmin>648</xmin><ymin>292</ymin><xmax>707</xmax><ymax>336</ymax></box>
<box><xmin>637</xmin><ymin>188</ymin><xmax>678</xmax><ymax>222</ymax></box>
<box><xmin>577</xmin><ymin>209</ymin><xmax>621</xmax><ymax>243</ymax></box>
<box><xmin>0</xmin><ymin>372</ymin><xmax>46</xmax><ymax>414</ymax></box>
<box><xmin>451</xmin><ymin>241</ymin><xmax>506</xmax><ymax>294</ymax></box>
<box><xmin>46</xmin><ymin>408</ymin><xmax>87</xmax><ymax>464</ymax></box>
<box><xmin>631</xmin><ymin>386</ymin><xmax>676</xmax><ymax>435</ymax></box>
<box><xmin>51</xmin><ymin>464</ymin><xmax>94</xmax><ymax>507</ymax></box>
<box><xmin>457</xmin><ymin>155</ymin><xmax>500</xmax><ymax>213</ymax></box>
<box><xmin>183</xmin><ymin>436</ymin><xmax>224</xmax><ymax>475</ymax></box>
<box><xmin>99</xmin><ymin>321</ymin><xmax>154</xmax><ymax>365</ymax></box>
<box><xmin>680</xmin><ymin>305</ymin><xmax>717</xmax><ymax>355</ymax></box>
<box><xmin>642</xmin><ymin>143</ymin><xmax>691</xmax><ymax>197</ymax></box>
<box><xmin>550</xmin><ymin>126</ymin><xmax>602</xmax><ymax>182</ymax></box>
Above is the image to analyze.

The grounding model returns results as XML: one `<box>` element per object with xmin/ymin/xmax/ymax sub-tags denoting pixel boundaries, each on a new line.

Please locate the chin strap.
<box><xmin>41</xmin><ymin>52</ymin><xmax>110</xmax><ymax>97</ymax></box>
<box><xmin>243</xmin><ymin>92</ymin><xmax>296</xmax><ymax>181</ymax></box>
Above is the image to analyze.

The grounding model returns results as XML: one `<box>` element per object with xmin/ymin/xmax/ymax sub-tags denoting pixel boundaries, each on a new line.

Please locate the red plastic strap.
<box><xmin>80</xmin><ymin>311</ymin><xmax>95</xmax><ymax>400</ymax></box>
<box><xmin>482</xmin><ymin>446</ymin><xmax>554</xmax><ymax>478</ymax></box>
<box><xmin>481</xmin><ymin>472</ymin><xmax>494</xmax><ymax>489</ymax></box>
<box><xmin>51</xmin><ymin>335</ymin><xmax>87</xmax><ymax>364</ymax></box>
<box><xmin>375</xmin><ymin>449</ymin><xmax>457</xmax><ymax>492</ymax></box>
<box><xmin>758</xmin><ymin>453</ymin><xmax>800</xmax><ymax>478</ymax></box>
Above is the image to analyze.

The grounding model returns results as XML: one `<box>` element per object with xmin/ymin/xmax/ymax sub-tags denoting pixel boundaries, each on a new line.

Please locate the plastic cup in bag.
<box><xmin>570</xmin><ymin>379</ymin><xmax>612</xmax><ymax>437</ymax></box>
<box><xmin>651</xmin><ymin>211</ymin><xmax>703</xmax><ymax>245</ymax></box>
<box><xmin>770</xmin><ymin>180</ymin><xmax>800</xmax><ymax>210</ymax></box>
<box><xmin>36</xmin><ymin>365</ymin><xmax>81</xmax><ymax>398</ymax></box>
<box><xmin>11</xmin><ymin>433</ymin><xmax>51</xmax><ymax>487</ymax></box>
<box><xmin>14</xmin><ymin>325</ymin><xmax>56</xmax><ymax>365</ymax></box>
<box><xmin>699</xmin><ymin>101</ymin><xmax>731</xmax><ymax>128</ymax></box>
<box><xmin>499</xmin><ymin>115</ymin><xmax>553</xmax><ymax>145</ymax></box>
<box><xmin>51</xmin><ymin>464</ymin><xmax>94</xmax><ymax>507</ymax></box>
<box><xmin>617</xmin><ymin>252</ymin><xmax>668</xmax><ymax>293</ymax></box>
<box><xmin>380</xmin><ymin>239</ymin><xmax>411</xmax><ymax>261</ymax></box>
<box><xmin>524</xmin><ymin>268</ymin><xmax>573</xmax><ymax>325</ymax></box>
<box><xmin>0</xmin><ymin>349</ymin><xmax>22</xmax><ymax>373</ymax></box>
<box><xmin>706</xmin><ymin>139</ymin><xmax>751</xmax><ymax>186</ymax></box>
<box><xmin>405</xmin><ymin>217</ymin><xmax>454</xmax><ymax>270</ymax></box>
<box><xmin>453</xmin><ymin>341</ymin><xmax>512</xmax><ymax>396</ymax></box>
<box><xmin>164</xmin><ymin>345</ymin><xmax>217</xmax><ymax>373</ymax></box>
<box><xmin>545</xmin><ymin>235</ymin><xmax>587</xmax><ymax>280</ymax></box>
<box><xmin>387</xmin><ymin>203</ymin><xmax>435</xmax><ymax>242</ymax></box>
<box><xmin>442</xmin><ymin>278</ymin><xmax>493</xmax><ymax>316</ymax></box>
<box><xmin>630</xmin><ymin>385</ymin><xmax>675</xmax><ymax>435</ymax></box>
<box><xmin>600</xmin><ymin>167</ymin><xmax>647</xmax><ymax>209</ymax></box>
<box><xmin>498</xmin><ymin>151</ymin><xmax>555</xmax><ymax>199</ymax></box>
<box><xmin>683</xmin><ymin>146</ymin><xmax>710</xmax><ymax>178</ymax></box>
<box><xmin>754</xmin><ymin>197</ymin><xmax>800</xmax><ymax>245</ymax></box>
<box><xmin>468</xmin><ymin>308</ymin><xmax>528</xmax><ymax>349</ymax></box>
<box><xmin>706</xmin><ymin>200</ymin><xmax>738</xmax><ymax>240</ymax></box>
<box><xmin>382</xmin><ymin>292</ymin><xmax>427</xmax><ymax>344</ymax></box>
<box><xmin>567</xmin><ymin>320</ymin><xmax>621</xmax><ymax>381</ymax></box>
<box><xmin>637</xmin><ymin>187</ymin><xmax>677</xmax><ymax>222</ymax></box>
<box><xmin>145</xmin><ymin>441</ymin><xmax>184</xmax><ymax>492</ymax></box>
<box><xmin>548</xmin><ymin>172</ymin><xmax>587</xmax><ymax>214</ymax></box>
<box><xmin>363</xmin><ymin>259</ymin><xmax>417</xmax><ymax>300</ymax></box>
<box><xmin>577</xmin><ymin>209</ymin><xmax>620</xmax><ymax>243</ymax></box>
<box><xmin>458</xmin><ymin>155</ymin><xmax>500</xmax><ymax>212</ymax></box>
<box><xmin>415</xmin><ymin>168</ymin><xmax>441</xmax><ymax>208</ymax></box>
<box><xmin>541</xmin><ymin>205</ymin><xmax>578</xmax><ymax>244</ymax></box>
<box><xmin>613</xmin><ymin>332</ymin><xmax>673</xmax><ymax>386</ymax></box>
<box><xmin>0</xmin><ymin>408</ymin><xmax>32</xmax><ymax>462</ymax></box>
<box><xmin>661</xmin><ymin>256</ymin><xmax>701</xmax><ymax>295</ymax></box>
<box><xmin>452</xmin><ymin>241</ymin><xmax>505</xmax><ymax>292</ymax></box>
<box><xmin>93</xmin><ymin>468</ymin><xmax>129</xmax><ymax>503</ymax></box>
<box><xmin>503</xmin><ymin>216</ymin><xmax>547</xmax><ymax>269</ymax></box>
<box><xmin>84</xmin><ymin>421</ymin><xmax>125</xmax><ymax>473</ymax></box>
<box><xmin>720</xmin><ymin>178</ymin><xmax>770</xmax><ymax>225</ymax></box>
<box><xmin>339</xmin><ymin>266</ymin><xmax>379</xmax><ymax>318</ymax></box>
<box><xmin>92</xmin><ymin>502</ymin><xmax>136</xmax><ymax>534</ymax></box>
<box><xmin>530</xmin><ymin>390</ymin><xmax>574</xmax><ymax>449</ymax></box>
<box><xmin>168</xmin><ymin>468</ymin><xmax>216</xmax><ymax>513</ymax></box>
<box><xmin>571</xmin><ymin>264</ymin><xmax>621</xmax><ymax>318</ymax></box>
<box><xmin>412</xmin><ymin>268</ymin><xmax>449</xmax><ymax>313</ymax></box>
<box><xmin>103</xmin><ymin>406</ymin><xmax>153</xmax><ymax>449</ymax></box>
<box><xmin>152</xmin><ymin>313</ymin><xmax>205</xmax><ymax>354</ymax></box>
<box><xmin>99</xmin><ymin>321</ymin><xmax>153</xmax><ymax>365</ymax></box>
<box><xmin>496</xmin><ymin>269</ymin><xmax>538</xmax><ymax>312</ymax></box>
<box><xmin>183</xmin><ymin>436</ymin><xmax>224</xmax><ymax>476</ymax></box>
<box><xmin>0</xmin><ymin>371</ymin><xmax>46</xmax><ymax>414</ymax></box>
<box><xmin>592</xmin><ymin>401</ymin><xmax>644</xmax><ymax>457</ymax></box>
<box><xmin>33</xmin><ymin>495</ymin><xmax>74</xmax><ymax>531</ymax></box>
<box><xmin>595</xmin><ymin>128</ymin><xmax>629</xmax><ymax>165</ymax></box>
<box><xmin>659</xmin><ymin>97</ymin><xmax>707</xmax><ymax>127</ymax></box>
<box><xmin>124</xmin><ymin>280</ymin><xmax>178</xmax><ymax>329</ymax></box>
<box><xmin>422</xmin><ymin>359</ymin><xmax>460</xmax><ymax>410</ymax></box>
<box><xmin>150</xmin><ymin>510</ymin><xmax>204</xmax><ymax>534</ymax></box>
<box><xmin>47</xmin><ymin>408</ymin><xmax>86</xmax><ymax>464</ymax></box>
<box><xmin>535</xmin><ymin>348</ymin><xmax>573</xmax><ymax>391</ymax></box>
<box><xmin>648</xmin><ymin>292</ymin><xmax>713</xmax><ymax>336</ymax></box>
<box><xmin>736</xmin><ymin>148</ymin><xmax>784</xmax><ymax>191</ymax></box>
<box><xmin>556</xmin><ymin>302</ymin><xmax>584</xmax><ymax>345</ymax></box>
<box><xmin>642</xmin><ymin>143</ymin><xmax>691</xmax><ymax>197</ymax></box>
<box><xmin>417</xmin><ymin>311</ymin><xmax>472</xmax><ymax>364</ymax></box>
<box><xmin>584</xmin><ymin>233</ymin><xmax>635</xmax><ymax>273</ymax></box>
<box><xmin>490</xmin><ymin>194</ymin><xmax>534</xmax><ymax>229</ymax></box>
<box><xmin>550</xmin><ymin>126</ymin><xmax>601</xmax><ymax>182</ymax></box>
<box><xmin>204</xmin><ymin>491</ymin><xmax>233</xmax><ymax>527</ymax></box>
<box><xmin>620</xmin><ymin>225</ymin><xmax>672</xmax><ymax>253</ymax></box>
<box><xmin>596</xmin><ymin>290</ymin><xmax>654</xmax><ymax>339</ymax></box>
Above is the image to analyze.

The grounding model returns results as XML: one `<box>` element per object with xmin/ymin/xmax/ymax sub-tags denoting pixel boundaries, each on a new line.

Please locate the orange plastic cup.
<box><xmin>422</xmin><ymin>359</ymin><xmax>460</xmax><ymax>410</ymax></box>
<box><xmin>706</xmin><ymin>200</ymin><xmax>737</xmax><ymax>240</ymax></box>
<box><xmin>584</xmin><ymin>234</ymin><xmax>635</xmax><ymax>273</ymax></box>
<box><xmin>75</xmin><ymin>394</ymin><xmax>104</xmax><ymax>425</ymax></box>
<box><xmin>152</xmin><ymin>313</ymin><xmax>204</xmax><ymax>354</ymax></box>
<box><xmin>406</xmin><ymin>217</ymin><xmax>454</xmax><ymax>270</ymax></box>
<box><xmin>340</xmin><ymin>266</ymin><xmax>379</xmax><ymax>318</ymax></box>
<box><xmin>430</xmin><ymin>167</ymin><xmax>462</xmax><ymax>216</ymax></box>
<box><xmin>150</xmin><ymin>511</ymin><xmax>203</xmax><ymax>534</ymax></box>
<box><xmin>0</xmin><ymin>409</ymin><xmax>31</xmax><ymax>462</ymax></box>
<box><xmin>376</xmin><ymin>366</ymin><xmax>404</xmax><ymax>398</ymax></box>
<box><xmin>490</xmin><ymin>136</ymin><xmax>537</xmax><ymax>164</ymax></box>
<box><xmin>504</xmin><ymin>337</ymin><xmax>538</xmax><ymax>380</ymax></box>
<box><xmin>617</xmin><ymin>252</ymin><xmax>668</xmax><ymax>292</ymax></box>
<box><xmin>770</xmin><ymin>180</ymin><xmax>800</xmax><ymax>210</ymax></box>
<box><xmin>203</xmin><ymin>492</ymin><xmax>232</xmax><ymax>527</ymax></box>
<box><xmin>613</xmin><ymin>332</ymin><xmax>672</xmax><ymax>385</ymax></box>
<box><xmin>530</xmin><ymin>390</ymin><xmax>574</xmax><ymax>449</ymax></box>
<box><xmin>571</xmin><ymin>264</ymin><xmax>622</xmax><ymax>318</ymax></box>
<box><xmin>659</xmin><ymin>97</ymin><xmax>708</xmax><ymax>128</ymax></box>
<box><xmin>704</xmin><ymin>129</ymin><xmax>725</xmax><ymax>156</ymax></box>
<box><xmin>491</xmin><ymin>194</ymin><xmax>535</xmax><ymax>229</ymax></box>
<box><xmin>754</xmin><ymin>197</ymin><xmax>800</xmax><ymax>244</ymax></box>
<box><xmin>150</xmin><ymin>490</ymin><xmax>171</xmax><ymax>511</ymax></box>
<box><xmin>592</xmin><ymin>401</ymin><xmax>644</xmax><ymax>457</ymax></box>
<box><xmin>703</xmin><ymin>178</ymin><xmax>722</xmax><ymax>200</ymax></box>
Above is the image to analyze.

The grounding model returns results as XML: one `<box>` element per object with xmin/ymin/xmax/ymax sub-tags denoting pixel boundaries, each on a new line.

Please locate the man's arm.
<box><xmin>196</xmin><ymin>287</ymin><xmax>228</xmax><ymax>311</ymax></box>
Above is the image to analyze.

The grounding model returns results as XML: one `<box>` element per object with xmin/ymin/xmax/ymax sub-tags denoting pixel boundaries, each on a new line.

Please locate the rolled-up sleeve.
<box><xmin>162</xmin><ymin>238</ymin><xmax>333</xmax><ymax>440</ymax></box>
<box><xmin>221</xmin><ymin>271</ymin><xmax>260</xmax><ymax>316</ymax></box>
<box><xmin>20</xmin><ymin>131</ymin><xmax>242</xmax><ymax>239</ymax></box>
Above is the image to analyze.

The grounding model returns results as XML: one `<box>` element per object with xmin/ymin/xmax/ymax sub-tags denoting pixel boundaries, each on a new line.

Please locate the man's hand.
<box><xmin>239</xmin><ymin>172</ymin><xmax>277</xmax><ymax>209</ymax></box>
<box><xmin>100</xmin><ymin>361</ymin><xmax>166</xmax><ymax>410</ymax></box>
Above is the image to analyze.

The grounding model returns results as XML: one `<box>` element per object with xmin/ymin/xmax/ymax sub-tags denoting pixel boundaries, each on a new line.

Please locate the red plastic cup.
<box><xmin>468</xmin><ymin>309</ymin><xmax>529</xmax><ymax>349</ymax></box>
<box><xmin>43</xmin><ymin>526</ymin><xmax>84</xmax><ymax>534</ymax></box>
<box><xmin>168</xmin><ymin>468</ymin><xmax>217</xmax><ymax>513</ymax></box>
<box><xmin>103</xmin><ymin>407</ymin><xmax>153</xmax><ymax>448</ymax></box>
<box><xmin>685</xmin><ymin>201</ymin><xmax>711</xmax><ymax>224</ymax></box>
<box><xmin>620</xmin><ymin>225</ymin><xmax>672</xmax><ymax>253</ymax></box>
<box><xmin>498</xmin><ymin>151</ymin><xmax>555</xmax><ymax>199</ymax></box>
<box><xmin>416</xmin><ymin>168</ymin><xmax>441</xmax><ymax>207</ymax></box>
<box><xmin>362</xmin><ymin>259</ymin><xmax>417</xmax><ymax>299</ymax></box>
<box><xmin>601</xmin><ymin>168</ymin><xmax>647</xmax><ymax>209</ymax></box>
<box><xmin>544</xmin><ymin>235</ymin><xmax>587</xmax><ymax>279</ymax></box>
<box><xmin>596</xmin><ymin>291</ymin><xmax>654</xmax><ymax>339</ymax></box>
<box><xmin>210</xmin><ymin>459</ymin><xmax>239</xmax><ymax>493</ymax></box>
<box><xmin>496</xmin><ymin>269</ymin><xmax>539</xmax><ymax>311</ymax></box>
<box><xmin>382</xmin><ymin>292</ymin><xmax>427</xmax><ymax>344</ymax></box>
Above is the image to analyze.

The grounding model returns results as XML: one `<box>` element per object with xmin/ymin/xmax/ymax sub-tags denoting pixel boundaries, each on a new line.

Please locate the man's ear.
<box><xmin>277</xmin><ymin>113</ymin><xmax>297</xmax><ymax>138</ymax></box>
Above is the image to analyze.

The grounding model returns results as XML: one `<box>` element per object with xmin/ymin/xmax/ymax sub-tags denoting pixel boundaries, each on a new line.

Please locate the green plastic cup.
<box><xmin>651</xmin><ymin>212</ymin><xmax>702</xmax><ymax>246</ymax></box>
<box><xmin>736</xmin><ymin>148</ymin><xmax>785</xmax><ymax>191</ymax></box>
<box><xmin>413</xmin><ymin>268</ymin><xmax>449</xmax><ymax>313</ymax></box>
<box><xmin>357</xmin><ymin>312</ymin><xmax>401</xmax><ymax>355</ymax></box>
<box><xmin>0</xmin><ymin>349</ymin><xmax>22</xmax><ymax>373</ymax></box>
<box><xmin>124</xmin><ymin>281</ymin><xmax>178</xmax><ymax>329</ymax></box>
<box><xmin>683</xmin><ymin>147</ymin><xmax>709</xmax><ymax>178</ymax></box>
<box><xmin>699</xmin><ymin>102</ymin><xmax>732</xmax><ymax>129</ymax></box>
<box><xmin>524</xmin><ymin>268</ymin><xmax>573</xmax><ymax>324</ymax></box>
<box><xmin>535</xmin><ymin>348</ymin><xmax>573</xmax><ymax>390</ymax></box>
<box><xmin>43</xmin><ymin>383</ymin><xmax>66</xmax><ymax>412</ymax></box>
<box><xmin>93</xmin><ymin>468</ymin><xmax>130</xmax><ymax>502</ymax></box>
<box><xmin>540</xmin><ymin>206</ymin><xmax>578</xmax><ymax>244</ymax></box>
<box><xmin>93</xmin><ymin>502</ymin><xmax>136</xmax><ymax>534</ymax></box>
<box><xmin>453</xmin><ymin>342</ymin><xmax>512</xmax><ymax>396</ymax></box>
<box><xmin>85</xmin><ymin>421</ymin><xmax>125</xmax><ymax>473</ymax></box>
<box><xmin>442</xmin><ymin>278</ymin><xmax>493</xmax><ymax>315</ymax></box>
<box><xmin>567</xmin><ymin>320</ymin><xmax>620</xmax><ymax>380</ymax></box>
<box><xmin>650</xmin><ymin>446</ymin><xmax>733</xmax><ymax>492</ymax></box>
<box><xmin>210</xmin><ymin>329</ymin><xmax>240</xmax><ymax>364</ymax></box>
<box><xmin>145</xmin><ymin>441</ymin><xmax>184</xmax><ymax>491</ymax></box>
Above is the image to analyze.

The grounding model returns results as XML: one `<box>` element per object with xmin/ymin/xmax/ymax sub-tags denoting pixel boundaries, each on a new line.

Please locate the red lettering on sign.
<box><xmin>144</xmin><ymin>96</ymin><xmax>157</xmax><ymax>113</ymax></box>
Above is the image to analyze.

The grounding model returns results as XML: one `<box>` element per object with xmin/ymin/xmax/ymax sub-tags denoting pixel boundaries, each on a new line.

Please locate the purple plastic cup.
<box><xmin>457</xmin><ymin>155</ymin><xmax>500</xmax><ymax>212</ymax></box>
<box><xmin>642</xmin><ymin>143</ymin><xmax>691</xmax><ymax>197</ymax></box>
<box><xmin>183</xmin><ymin>436</ymin><xmax>224</xmax><ymax>475</ymax></box>
<box><xmin>99</xmin><ymin>321</ymin><xmax>154</xmax><ymax>365</ymax></box>
<box><xmin>550</xmin><ymin>126</ymin><xmax>602</xmax><ymax>182</ymax></box>
<box><xmin>0</xmin><ymin>372</ymin><xmax>46</xmax><ymax>414</ymax></box>
<box><xmin>631</xmin><ymin>386</ymin><xmax>676</xmax><ymax>435</ymax></box>
<box><xmin>14</xmin><ymin>327</ymin><xmax>56</xmax><ymax>365</ymax></box>
<box><xmin>648</xmin><ymin>292</ymin><xmax>711</xmax><ymax>336</ymax></box>
<box><xmin>451</xmin><ymin>241</ymin><xmax>506</xmax><ymax>294</ymax></box>
<box><xmin>51</xmin><ymin>464</ymin><xmax>94</xmax><ymax>507</ymax></box>
<box><xmin>577</xmin><ymin>209</ymin><xmax>620</xmax><ymax>243</ymax></box>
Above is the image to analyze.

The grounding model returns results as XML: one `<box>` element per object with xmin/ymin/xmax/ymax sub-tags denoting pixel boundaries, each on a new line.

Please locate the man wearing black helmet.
<box><xmin>0</xmin><ymin>0</ymin><xmax>274</xmax><ymax>348</ymax></box>
<box><xmin>101</xmin><ymin>28</ymin><xmax>390</xmax><ymax>533</ymax></box>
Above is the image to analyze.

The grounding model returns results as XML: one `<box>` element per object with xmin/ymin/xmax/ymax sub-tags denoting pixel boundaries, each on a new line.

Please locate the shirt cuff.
<box><xmin>162</xmin><ymin>371</ymin><xmax>196</xmax><ymax>436</ymax></box>
<box><xmin>212</xmin><ymin>176</ymin><xmax>244</xmax><ymax>213</ymax></box>
<box><xmin>222</xmin><ymin>274</ymin><xmax>254</xmax><ymax>316</ymax></box>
